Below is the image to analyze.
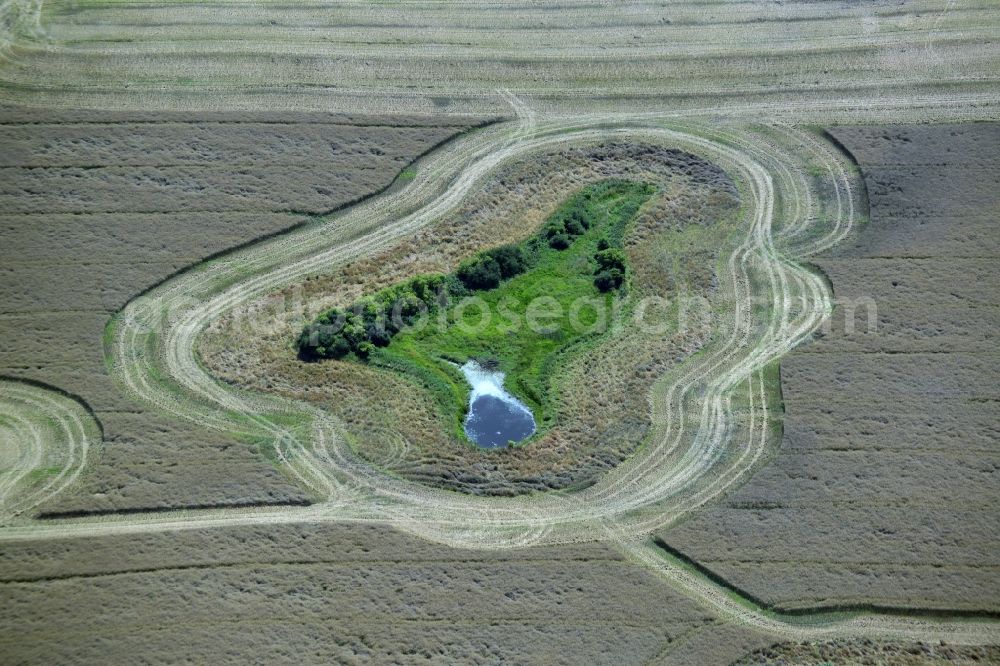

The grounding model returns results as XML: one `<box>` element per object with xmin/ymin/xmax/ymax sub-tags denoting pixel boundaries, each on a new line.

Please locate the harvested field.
<box><xmin>0</xmin><ymin>380</ymin><xmax>99</xmax><ymax>521</ymax></box>
<box><xmin>1</xmin><ymin>2</ymin><xmax>999</xmax><ymax>661</ymax></box>
<box><xmin>17</xmin><ymin>113</ymin><xmax>988</xmax><ymax>652</ymax></box>
<box><xmin>91</xmin><ymin>118</ymin><xmax>844</xmax><ymax>551</ymax></box>
<box><xmin>735</xmin><ymin>639</ymin><xmax>1000</xmax><ymax>665</ymax></box>
<box><xmin>0</xmin><ymin>524</ymin><xmax>715</xmax><ymax>665</ymax></box>
<box><xmin>658</xmin><ymin>122</ymin><xmax>1000</xmax><ymax>612</ymax></box>
<box><xmin>18</xmin><ymin>112</ymin><xmax>987</xmax><ymax>655</ymax></box>
<box><xmin>0</xmin><ymin>108</ymin><xmax>479</xmax><ymax>514</ymax></box>
<box><xmin>0</xmin><ymin>111</ymin><xmax>996</xmax><ymax>662</ymax></box>
<box><xmin>1</xmin><ymin>1</ymin><xmax>997</xmax><ymax>119</ymax></box>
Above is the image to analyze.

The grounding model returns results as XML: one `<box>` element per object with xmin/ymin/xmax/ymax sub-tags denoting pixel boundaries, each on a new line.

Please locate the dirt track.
<box><xmin>0</xmin><ymin>379</ymin><xmax>98</xmax><ymax>521</ymax></box>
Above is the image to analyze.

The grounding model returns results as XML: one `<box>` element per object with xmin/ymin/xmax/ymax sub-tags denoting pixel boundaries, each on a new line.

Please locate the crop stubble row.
<box><xmin>658</xmin><ymin>123</ymin><xmax>1000</xmax><ymax>612</ymax></box>
<box><xmin>1</xmin><ymin>1</ymin><xmax>997</xmax><ymax>117</ymax></box>
<box><xmin>0</xmin><ymin>109</ymin><xmax>478</xmax><ymax>514</ymax></box>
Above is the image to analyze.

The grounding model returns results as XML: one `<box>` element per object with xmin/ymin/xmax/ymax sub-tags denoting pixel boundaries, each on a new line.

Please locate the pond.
<box><xmin>460</xmin><ymin>360</ymin><xmax>536</xmax><ymax>448</ymax></box>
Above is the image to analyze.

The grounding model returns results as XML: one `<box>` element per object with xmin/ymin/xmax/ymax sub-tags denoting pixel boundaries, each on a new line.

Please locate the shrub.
<box><xmin>328</xmin><ymin>337</ymin><xmax>352</xmax><ymax>358</ymax></box>
<box><xmin>410</xmin><ymin>275</ymin><xmax>440</xmax><ymax>302</ymax></box>
<box><xmin>393</xmin><ymin>295</ymin><xmax>427</xmax><ymax>326</ymax></box>
<box><xmin>342</xmin><ymin>320</ymin><xmax>368</xmax><ymax>348</ymax></box>
<box><xmin>564</xmin><ymin>216</ymin><xmax>586</xmax><ymax>236</ymax></box>
<box><xmin>594</xmin><ymin>268</ymin><xmax>625</xmax><ymax>292</ymax></box>
<box><xmin>595</xmin><ymin>248</ymin><xmax>627</xmax><ymax>272</ymax></box>
<box><xmin>366</xmin><ymin>323</ymin><xmax>392</xmax><ymax>347</ymax></box>
<box><xmin>593</xmin><ymin>248</ymin><xmax>627</xmax><ymax>291</ymax></box>
<box><xmin>543</xmin><ymin>221</ymin><xmax>566</xmax><ymax>239</ymax></box>
<box><xmin>485</xmin><ymin>244</ymin><xmax>530</xmax><ymax>279</ymax></box>
<box><xmin>548</xmin><ymin>233</ymin><xmax>571</xmax><ymax>250</ymax></box>
<box><xmin>298</xmin><ymin>180</ymin><xmax>646</xmax><ymax>362</ymax></box>
<box><xmin>456</xmin><ymin>255</ymin><xmax>502</xmax><ymax>290</ymax></box>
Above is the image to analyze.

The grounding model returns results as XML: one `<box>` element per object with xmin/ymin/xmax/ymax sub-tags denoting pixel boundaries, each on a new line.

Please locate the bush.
<box><xmin>393</xmin><ymin>295</ymin><xmax>427</xmax><ymax>326</ymax></box>
<box><xmin>328</xmin><ymin>337</ymin><xmax>352</xmax><ymax>358</ymax></box>
<box><xmin>366</xmin><ymin>323</ymin><xmax>392</xmax><ymax>347</ymax></box>
<box><xmin>543</xmin><ymin>221</ymin><xmax>566</xmax><ymax>239</ymax></box>
<box><xmin>594</xmin><ymin>268</ymin><xmax>625</xmax><ymax>292</ymax></box>
<box><xmin>298</xmin><ymin>180</ymin><xmax>642</xmax><ymax>361</ymax></box>
<box><xmin>595</xmin><ymin>248</ymin><xmax>627</xmax><ymax>272</ymax></box>
<box><xmin>299</xmin><ymin>269</ymin><xmax>468</xmax><ymax>361</ymax></box>
<box><xmin>456</xmin><ymin>255</ymin><xmax>502</xmax><ymax>290</ymax></box>
<box><xmin>410</xmin><ymin>274</ymin><xmax>445</xmax><ymax>302</ymax></box>
<box><xmin>485</xmin><ymin>244</ymin><xmax>530</xmax><ymax>279</ymax></box>
<box><xmin>548</xmin><ymin>233</ymin><xmax>571</xmax><ymax>250</ymax></box>
<box><xmin>564</xmin><ymin>217</ymin><xmax>586</xmax><ymax>236</ymax></box>
<box><xmin>593</xmin><ymin>248</ymin><xmax>627</xmax><ymax>292</ymax></box>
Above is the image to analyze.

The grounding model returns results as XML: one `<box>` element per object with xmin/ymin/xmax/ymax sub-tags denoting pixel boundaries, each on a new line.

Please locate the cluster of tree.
<box><xmin>298</xmin><ymin>274</ymin><xmax>453</xmax><ymax>360</ymax></box>
<box><xmin>593</xmin><ymin>239</ymin><xmax>627</xmax><ymax>292</ymax></box>
<box><xmin>298</xmin><ymin>189</ymin><xmax>625</xmax><ymax>361</ymax></box>
<box><xmin>455</xmin><ymin>244</ymin><xmax>530</xmax><ymax>290</ymax></box>
<box><xmin>542</xmin><ymin>204</ymin><xmax>591</xmax><ymax>250</ymax></box>
<box><xmin>299</xmin><ymin>245</ymin><xmax>533</xmax><ymax>361</ymax></box>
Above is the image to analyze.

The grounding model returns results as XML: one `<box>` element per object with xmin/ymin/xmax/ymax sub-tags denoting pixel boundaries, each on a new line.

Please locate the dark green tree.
<box><xmin>594</xmin><ymin>268</ymin><xmax>625</xmax><ymax>292</ymax></box>
<box><xmin>548</xmin><ymin>233</ymin><xmax>571</xmax><ymax>250</ymax></box>
<box><xmin>456</xmin><ymin>255</ymin><xmax>502</xmax><ymax>290</ymax></box>
<box><xmin>594</xmin><ymin>248</ymin><xmax>627</xmax><ymax>272</ymax></box>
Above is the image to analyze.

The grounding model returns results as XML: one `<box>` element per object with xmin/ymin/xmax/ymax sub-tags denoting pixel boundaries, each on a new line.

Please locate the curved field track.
<box><xmin>0</xmin><ymin>379</ymin><xmax>99</xmax><ymax>522</ymax></box>
<box><xmin>1</xmin><ymin>107</ymin><xmax>996</xmax><ymax>647</ymax></box>
<box><xmin>2</xmin><ymin>3</ymin><xmax>999</xmax><ymax>650</ymax></box>
<box><xmin>110</xmin><ymin>118</ymin><xmax>834</xmax><ymax>548</ymax></box>
<box><xmin>199</xmin><ymin>138</ymin><xmax>741</xmax><ymax>496</ymax></box>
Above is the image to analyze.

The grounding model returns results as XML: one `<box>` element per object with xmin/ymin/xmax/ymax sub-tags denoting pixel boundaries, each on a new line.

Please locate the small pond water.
<box><xmin>461</xmin><ymin>360</ymin><xmax>536</xmax><ymax>448</ymax></box>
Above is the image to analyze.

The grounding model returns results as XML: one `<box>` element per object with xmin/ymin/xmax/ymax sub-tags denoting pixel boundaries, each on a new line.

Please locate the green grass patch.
<box><xmin>26</xmin><ymin>466</ymin><xmax>63</xmax><ymax>481</ymax></box>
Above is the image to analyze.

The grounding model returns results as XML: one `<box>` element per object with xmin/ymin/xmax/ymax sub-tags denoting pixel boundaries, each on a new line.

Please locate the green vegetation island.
<box><xmin>298</xmin><ymin>179</ymin><xmax>655</xmax><ymax>439</ymax></box>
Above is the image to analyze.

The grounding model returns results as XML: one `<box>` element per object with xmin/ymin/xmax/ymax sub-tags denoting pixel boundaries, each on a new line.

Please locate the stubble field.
<box><xmin>0</xmin><ymin>1</ymin><xmax>999</xmax><ymax>664</ymax></box>
<box><xmin>658</xmin><ymin>123</ymin><xmax>1000</xmax><ymax>613</ymax></box>
<box><xmin>2</xmin><ymin>0</ymin><xmax>998</xmax><ymax>118</ymax></box>
<box><xmin>0</xmin><ymin>109</ymin><xmax>480</xmax><ymax>514</ymax></box>
<box><xmin>1</xmin><ymin>113</ymin><xmax>996</xmax><ymax>664</ymax></box>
